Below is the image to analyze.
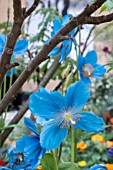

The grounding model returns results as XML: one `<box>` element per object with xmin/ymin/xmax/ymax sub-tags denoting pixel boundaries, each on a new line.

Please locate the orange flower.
<box><xmin>105</xmin><ymin>164</ymin><xmax>113</xmax><ymax>170</ymax></box>
<box><xmin>110</xmin><ymin>117</ymin><xmax>113</xmax><ymax>124</ymax></box>
<box><xmin>91</xmin><ymin>134</ymin><xmax>104</xmax><ymax>143</ymax></box>
<box><xmin>35</xmin><ymin>165</ymin><xmax>43</xmax><ymax>170</ymax></box>
<box><xmin>77</xmin><ymin>141</ymin><xmax>87</xmax><ymax>151</ymax></box>
<box><xmin>107</xmin><ymin>140</ymin><xmax>113</xmax><ymax>148</ymax></box>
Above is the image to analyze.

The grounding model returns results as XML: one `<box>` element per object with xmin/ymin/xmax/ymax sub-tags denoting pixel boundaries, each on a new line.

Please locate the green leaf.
<box><xmin>59</xmin><ymin>162</ymin><xmax>81</xmax><ymax>170</ymax></box>
<box><xmin>0</xmin><ymin>124</ymin><xmax>19</xmax><ymax>130</ymax></box>
<box><xmin>100</xmin><ymin>5</ymin><xmax>107</xmax><ymax>13</ymax></box>
<box><xmin>41</xmin><ymin>153</ymin><xmax>58</xmax><ymax>170</ymax></box>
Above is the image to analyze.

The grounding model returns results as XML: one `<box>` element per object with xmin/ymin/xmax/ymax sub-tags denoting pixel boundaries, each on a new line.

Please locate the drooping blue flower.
<box><xmin>29</xmin><ymin>81</ymin><xmax>105</xmax><ymax>150</ymax></box>
<box><xmin>48</xmin><ymin>14</ymin><xmax>77</xmax><ymax>62</ymax></box>
<box><xmin>90</xmin><ymin>164</ymin><xmax>107</xmax><ymax>170</ymax></box>
<box><xmin>107</xmin><ymin>147</ymin><xmax>113</xmax><ymax>156</ymax></box>
<box><xmin>6</xmin><ymin>118</ymin><xmax>46</xmax><ymax>169</ymax></box>
<box><xmin>0</xmin><ymin>34</ymin><xmax>28</xmax><ymax>76</ymax></box>
<box><xmin>78</xmin><ymin>50</ymin><xmax>106</xmax><ymax>86</ymax></box>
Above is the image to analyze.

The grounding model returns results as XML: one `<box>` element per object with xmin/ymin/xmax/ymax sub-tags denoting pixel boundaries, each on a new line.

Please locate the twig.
<box><xmin>24</xmin><ymin>0</ymin><xmax>40</xmax><ymax>19</ymax></box>
<box><xmin>81</xmin><ymin>26</ymin><xmax>96</xmax><ymax>55</ymax></box>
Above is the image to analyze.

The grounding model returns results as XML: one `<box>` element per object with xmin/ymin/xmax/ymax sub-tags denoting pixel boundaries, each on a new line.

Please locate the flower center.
<box><xmin>55</xmin><ymin>107</ymin><xmax>80</xmax><ymax>128</ymax></box>
<box><xmin>82</xmin><ymin>64</ymin><xmax>94</xmax><ymax>77</ymax></box>
<box><xmin>14</xmin><ymin>153</ymin><xmax>24</xmax><ymax>165</ymax></box>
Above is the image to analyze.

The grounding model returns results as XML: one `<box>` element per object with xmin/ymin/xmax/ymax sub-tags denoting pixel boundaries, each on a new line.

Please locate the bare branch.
<box><xmin>81</xmin><ymin>26</ymin><xmax>96</xmax><ymax>55</ymax></box>
<box><xmin>0</xmin><ymin>0</ymin><xmax>108</xmax><ymax>115</ymax></box>
<box><xmin>84</xmin><ymin>13</ymin><xmax>113</xmax><ymax>25</ymax></box>
<box><xmin>24</xmin><ymin>0</ymin><xmax>40</xmax><ymax>19</ymax></box>
<box><xmin>0</xmin><ymin>0</ymin><xmax>40</xmax><ymax>88</ymax></box>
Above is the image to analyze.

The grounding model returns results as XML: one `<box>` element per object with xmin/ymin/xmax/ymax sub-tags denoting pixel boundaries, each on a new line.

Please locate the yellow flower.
<box><xmin>105</xmin><ymin>164</ymin><xmax>113</xmax><ymax>170</ymax></box>
<box><xmin>107</xmin><ymin>141</ymin><xmax>113</xmax><ymax>148</ymax></box>
<box><xmin>91</xmin><ymin>134</ymin><xmax>104</xmax><ymax>143</ymax></box>
<box><xmin>78</xmin><ymin>160</ymin><xmax>86</xmax><ymax>167</ymax></box>
<box><xmin>11</xmin><ymin>141</ymin><xmax>16</xmax><ymax>146</ymax></box>
<box><xmin>77</xmin><ymin>141</ymin><xmax>87</xmax><ymax>151</ymax></box>
<box><xmin>35</xmin><ymin>165</ymin><xmax>43</xmax><ymax>170</ymax></box>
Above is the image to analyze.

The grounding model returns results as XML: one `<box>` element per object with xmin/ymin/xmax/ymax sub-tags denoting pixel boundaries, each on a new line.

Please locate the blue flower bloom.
<box><xmin>78</xmin><ymin>50</ymin><xmax>106</xmax><ymax>86</ymax></box>
<box><xmin>48</xmin><ymin>14</ymin><xmax>77</xmax><ymax>62</ymax></box>
<box><xmin>29</xmin><ymin>81</ymin><xmax>105</xmax><ymax>150</ymax></box>
<box><xmin>107</xmin><ymin>147</ymin><xmax>113</xmax><ymax>156</ymax></box>
<box><xmin>0</xmin><ymin>166</ymin><xmax>33</xmax><ymax>170</ymax></box>
<box><xmin>6</xmin><ymin>118</ymin><xmax>46</xmax><ymax>169</ymax></box>
<box><xmin>90</xmin><ymin>164</ymin><xmax>107</xmax><ymax>170</ymax></box>
<box><xmin>0</xmin><ymin>34</ymin><xmax>28</xmax><ymax>76</ymax></box>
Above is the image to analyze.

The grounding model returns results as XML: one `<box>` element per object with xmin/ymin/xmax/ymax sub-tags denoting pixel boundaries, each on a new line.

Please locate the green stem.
<box><xmin>51</xmin><ymin>151</ymin><xmax>58</xmax><ymax>170</ymax></box>
<box><xmin>74</xmin><ymin>129</ymin><xmax>78</xmax><ymax>161</ymax></box>
<box><xmin>71</xmin><ymin>127</ymin><xmax>75</xmax><ymax>170</ymax></box>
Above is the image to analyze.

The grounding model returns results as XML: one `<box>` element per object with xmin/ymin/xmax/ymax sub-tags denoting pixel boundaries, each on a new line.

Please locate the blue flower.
<box><xmin>29</xmin><ymin>81</ymin><xmax>105</xmax><ymax>150</ymax></box>
<box><xmin>78</xmin><ymin>50</ymin><xmax>106</xmax><ymax>86</ymax></box>
<box><xmin>90</xmin><ymin>164</ymin><xmax>107</xmax><ymax>170</ymax></box>
<box><xmin>48</xmin><ymin>14</ymin><xmax>77</xmax><ymax>62</ymax></box>
<box><xmin>107</xmin><ymin>147</ymin><xmax>113</xmax><ymax>156</ymax></box>
<box><xmin>0</xmin><ymin>34</ymin><xmax>28</xmax><ymax>76</ymax></box>
<box><xmin>6</xmin><ymin>118</ymin><xmax>46</xmax><ymax>169</ymax></box>
<box><xmin>0</xmin><ymin>166</ymin><xmax>33</xmax><ymax>170</ymax></box>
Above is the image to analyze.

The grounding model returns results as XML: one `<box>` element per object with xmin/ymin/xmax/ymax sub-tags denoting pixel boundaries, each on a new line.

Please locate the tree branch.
<box><xmin>0</xmin><ymin>0</ymin><xmax>40</xmax><ymax>88</ymax></box>
<box><xmin>1</xmin><ymin>55</ymin><xmax>60</xmax><ymax>146</ymax></box>
<box><xmin>84</xmin><ymin>13</ymin><xmax>113</xmax><ymax>25</ymax></box>
<box><xmin>0</xmin><ymin>0</ymin><xmax>108</xmax><ymax>115</ymax></box>
<box><xmin>24</xmin><ymin>0</ymin><xmax>40</xmax><ymax>19</ymax></box>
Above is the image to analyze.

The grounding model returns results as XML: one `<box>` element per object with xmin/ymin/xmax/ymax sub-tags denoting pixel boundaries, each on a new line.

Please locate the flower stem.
<box><xmin>51</xmin><ymin>151</ymin><xmax>58</xmax><ymax>170</ymax></box>
<box><xmin>71</xmin><ymin>127</ymin><xmax>75</xmax><ymax>170</ymax></box>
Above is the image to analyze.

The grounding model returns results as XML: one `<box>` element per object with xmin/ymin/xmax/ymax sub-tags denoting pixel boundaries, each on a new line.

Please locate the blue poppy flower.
<box><xmin>90</xmin><ymin>164</ymin><xmax>107</xmax><ymax>170</ymax></box>
<box><xmin>107</xmin><ymin>147</ymin><xmax>113</xmax><ymax>156</ymax></box>
<box><xmin>48</xmin><ymin>14</ymin><xmax>77</xmax><ymax>62</ymax></box>
<box><xmin>78</xmin><ymin>50</ymin><xmax>106</xmax><ymax>86</ymax></box>
<box><xmin>36</xmin><ymin>116</ymin><xmax>49</xmax><ymax>126</ymax></box>
<box><xmin>6</xmin><ymin>118</ymin><xmax>46</xmax><ymax>169</ymax></box>
<box><xmin>29</xmin><ymin>81</ymin><xmax>105</xmax><ymax>150</ymax></box>
<box><xmin>0</xmin><ymin>34</ymin><xmax>28</xmax><ymax>77</ymax></box>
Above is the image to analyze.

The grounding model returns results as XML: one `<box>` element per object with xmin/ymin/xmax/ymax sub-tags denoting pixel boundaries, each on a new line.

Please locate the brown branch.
<box><xmin>81</xmin><ymin>26</ymin><xmax>96</xmax><ymax>55</ymax></box>
<box><xmin>0</xmin><ymin>0</ymin><xmax>40</xmax><ymax>88</ymax></box>
<box><xmin>24</xmin><ymin>0</ymin><xmax>40</xmax><ymax>19</ymax></box>
<box><xmin>6</xmin><ymin>62</ymin><xmax>19</xmax><ymax>70</ymax></box>
<box><xmin>0</xmin><ymin>0</ymin><xmax>108</xmax><ymax>115</ymax></box>
<box><xmin>84</xmin><ymin>13</ymin><xmax>113</xmax><ymax>25</ymax></box>
<box><xmin>1</xmin><ymin>55</ymin><xmax>60</xmax><ymax>146</ymax></box>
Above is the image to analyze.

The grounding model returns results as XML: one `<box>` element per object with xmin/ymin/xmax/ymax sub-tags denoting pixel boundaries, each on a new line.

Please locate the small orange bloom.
<box><xmin>35</xmin><ymin>165</ymin><xmax>43</xmax><ymax>170</ymax></box>
<box><xmin>107</xmin><ymin>140</ymin><xmax>113</xmax><ymax>148</ymax></box>
<box><xmin>91</xmin><ymin>134</ymin><xmax>104</xmax><ymax>143</ymax></box>
<box><xmin>77</xmin><ymin>141</ymin><xmax>87</xmax><ymax>151</ymax></box>
<box><xmin>105</xmin><ymin>164</ymin><xmax>113</xmax><ymax>170</ymax></box>
<box><xmin>110</xmin><ymin>117</ymin><xmax>113</xmax><ymax>124</ymax></box>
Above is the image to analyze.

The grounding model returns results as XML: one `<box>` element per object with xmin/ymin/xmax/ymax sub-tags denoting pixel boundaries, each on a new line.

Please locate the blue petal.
<box><xmin>107</xmin><ymin>147</ymin><xmax>113</xmax><ymax>156</ymax></box>
<box><xmin>0</xmin><ymin>167</ymin><xmax>11</xmax><ymax>170</ymax></box>
<box><xmin>75</xmin><ymin>112</ymin><xmax>105</xmax><ymax>132</ymax></box>
<box><xmin>29</xmin><ymin>87</ymin><xmax>65</xmax><ymax>119</ymax></box>
<box><xmin>52</xmin><ymin>18</ymin><xmax>62</xmax><ymax>35</ymax></box>
<box><xmin>24</xmin><ymin>118</ymin><xmax>39</xmax><ymax>136</ymax></box>
<box><xmin>78</xmin><ymin>55</ymin><xmax>85</xmax><ymax>72</ymax></box>
<box><xmin>65</xmin><ymin>81</ymin><xmax>90</xmax><ymax>111</ymax></box>
<box><xmin>80</xmin><ymin>73</ymin><xmax>92</xmax><ymax>86</ymax></box>
<box><xmin>49</xmin><ymin>47</ymin><xmax>60</xmax><ymax>57</ymax></box>
<box><xmin>85</xmin><ymin>50</ymin><xmax>97</xmax><ymax>66</ymax></box>
<box><xmin>90</xmin><ymin>164</ymin><xmax>107</xmax><ymax>170</ymax></box>
<box><xmin>16</xmin><ymin>136</ymin><xmax>29</xmax><ymax>152</ymax></box>
<box><xmin>14</xmin><ymin>40</ymin><xmax>28</xmax><ymax>56</ymax></box>
<box><xmin>36</xmin><ymin>116</ymin><xmax>49</xmax><ymax>126</ymax></box>
<box><xmin>60</xmin><ymin>40</ymin><xmax>72</xmax><ymax>62</ymax></box>
<box><xmin>62</xmin><ymin>14</ymin><xmax>72</xmax><ymax>26</ymax></box>
<box><xmin>92</xmin><ymin>64</ymin><xmax>106</xmax><ymax>78</ymax></box>
<box><xmin>0</xmin><ymin>34</ymin><xmax>6</xmax><ymax>56</ymax></box>
<box><xmin>40</xmin><ymin>120</ymin><xmax>68</xmax><ymax>150</ymax></box>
